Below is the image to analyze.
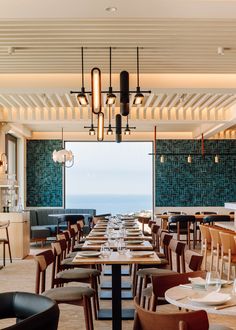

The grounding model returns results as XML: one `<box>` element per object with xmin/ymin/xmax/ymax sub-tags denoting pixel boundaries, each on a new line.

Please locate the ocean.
<box><xmin>66</xmin><ymin>194</ymin><xmax>152</xmax><ymax>215</ymax></box>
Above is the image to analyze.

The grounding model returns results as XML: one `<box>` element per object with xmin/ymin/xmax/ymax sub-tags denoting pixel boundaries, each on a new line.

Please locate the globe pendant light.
<box><xmin>52</xmin><ymin>128</ymin><xmax>74</xmax><ymax>168</ymax></box>
<box><xmin>77</xmin><ymin>47</ymin><xmax>89</xmax><ymax>106</ymax></box>
<box><xmin>133</xmin><ymin>47</ymin><xmax>144</xmax><ymax>106</ymax></box>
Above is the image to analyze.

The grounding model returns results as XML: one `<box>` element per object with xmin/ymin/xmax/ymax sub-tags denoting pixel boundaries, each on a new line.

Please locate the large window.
<box><xmin>5</xmin><ymin>134</ymin><xmax>17</xmax><ymax>178</ymax></box>
<box><xmin>65</xmin><ymin>142</ymin><xmax>152</xmax><ymax>215</ymax></box>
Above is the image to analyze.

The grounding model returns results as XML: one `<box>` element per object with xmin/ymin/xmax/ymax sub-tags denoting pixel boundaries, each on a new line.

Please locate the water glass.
<box><xmin>117</xmin><ymin>239</ymin><xmax>126</xmax><ymax>255</ymax></box>
<box><xmin>231</xmin><ymin>279</ymin><xmax>236</xmax><ymax>296</ymax></box>
<box><xmin>205</xmin><ymin>271</ymin><xmax>221</xmax><ymax>293</ymax></box>
<box><xmin>101</xmin><ymin>243</ymin><xmax>111</xmax><ymax>258</ymax></box>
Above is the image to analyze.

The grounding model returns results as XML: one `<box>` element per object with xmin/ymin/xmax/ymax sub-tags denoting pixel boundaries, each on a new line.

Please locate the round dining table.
<box><xmin>165</xmin><ymin>285</ymin><xmax>236</xmax><ymax>316</ymax></box>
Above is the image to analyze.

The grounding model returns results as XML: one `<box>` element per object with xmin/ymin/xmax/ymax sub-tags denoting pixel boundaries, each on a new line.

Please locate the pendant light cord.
<box><xmin>109</xmin><ymin>47</ymin><xmax>112</xmax><ymax>88</ymax></box>
<box><xmin>81</xmin><ymin>47</ymin><xmax>84</xmax><ymax>88</ymax></box>
<box><xmin>109</xmin><ymin>104</ymin><xmax>111</xmax><ymax>125</ymax></box>
<box><xmin>137</xmin><ymin>46</ymin><xmax>140</xmax><ymax>87</ymax></box>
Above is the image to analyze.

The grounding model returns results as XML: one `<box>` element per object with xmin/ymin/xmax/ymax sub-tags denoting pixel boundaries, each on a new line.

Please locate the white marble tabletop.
<box><xmin>165</xmin><ymin>285</ymin><xmax>236</xmax><ymax>316</ymax></box>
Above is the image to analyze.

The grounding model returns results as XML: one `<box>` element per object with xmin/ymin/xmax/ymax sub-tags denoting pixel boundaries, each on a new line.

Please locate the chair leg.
<box><xmin>3</xmin><ymin>242</ymin><xmax>5</xmax><ymax>267</ymax></box>
<box><xmin>220</xmin><ymin>253</ymin><xmax>223</xmax><ymax>279</ymax></box>
<box><xmin>227</xmin><ymin>259</ymin><xmax>231</xmax><ymax>281</ymax></box>
<box><xmin>83</xmin><ymin>296</ymin><xmax>94</xmax><ymax>330</ymax></box>
<box><xmin>6</xmin><ymin>228</ymin><xmax>12</xmax><ymax>263</ymax></box>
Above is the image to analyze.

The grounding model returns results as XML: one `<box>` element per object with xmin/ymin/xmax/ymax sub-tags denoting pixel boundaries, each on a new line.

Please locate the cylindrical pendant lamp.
<box><xmin>116</xmin><ymin>114</ymin><xmax>122</xmax><ymax>143</ymax></box>
<box><xmin>97</xmin><ymin>112</ymin><xmax>104</xmax><ymax>142</ymax></box>
<box><xmin>91</xmin><ymin>67</ymin><xmax>102</xmax><ymax>114</ymax></box>
<box><xmin>120</xmin><ymin>71</ymin><xmax>129</xmax><ymax>116</ymax></box>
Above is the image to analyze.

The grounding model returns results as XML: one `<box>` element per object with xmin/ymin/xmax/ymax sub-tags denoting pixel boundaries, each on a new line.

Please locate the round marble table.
<box><xmin>165</xmin><ymin>285</ymin><xmax>236</xmax><ymax>316</ymax></box>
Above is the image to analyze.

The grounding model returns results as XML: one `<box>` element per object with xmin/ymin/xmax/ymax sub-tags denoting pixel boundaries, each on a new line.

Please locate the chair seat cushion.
<box><xmin>137</xmin><ymin>268</ymin><xmax>177</xmax><ymax>277</ymax></box>
<box><xmin>31</xmin><ymin>226</ymin><xmax>51</xmax><ymax>239</ymax></box>
<box><xmin>209</xmin><ymin>325</ymin><xmax>233</xmax><ymax>330</ymax></box>
<box><xmin>56</xmin><ymin>268</ymin><xmax>100</xmax><ymax>280</ymax></box>
<box><xmin>43</xmin><ymin>286</ymin><xmax>94</xmax><ymax>302</ymax></box>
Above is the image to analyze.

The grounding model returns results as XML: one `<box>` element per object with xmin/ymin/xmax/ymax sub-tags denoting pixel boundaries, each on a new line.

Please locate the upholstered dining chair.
<box><xmin>0</xmin><ymin>291</ymin><xmax>59</xmax><ymax>330</ymax></box>
<box><xmin>34</xmin><ymin>249</ymin><xmax>95</xmax><ymax>330</ymax></box>
<box><xmin>133</xmin><ymin>296</ymin><xmax>210</xmax><ymax>330</ymax></box>
<box><xmin>208</xmin><ymin>227</ymin><xmax>222</xmax><ymax>272</ymax></box>
<box><xmin>203</xmin><ymin>215</ymin><xmax>231</xmax><ymax>225</ymax></box>
<box><xmin>168</xmin><ymin>215</ymin><xmax>196</xmax><ymax>248</ymax></box>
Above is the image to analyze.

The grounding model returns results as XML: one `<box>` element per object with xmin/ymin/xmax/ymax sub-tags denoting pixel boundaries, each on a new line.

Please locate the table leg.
<box><xmin>112</xmin><ymin>264</ymin><xmax>122</xmax><ymax>330</ymax></box>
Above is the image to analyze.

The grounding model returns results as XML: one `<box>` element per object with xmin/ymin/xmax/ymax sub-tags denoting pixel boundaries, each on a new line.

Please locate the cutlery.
<box><xmin>215</xmin><ymin>303</ymin><xmax>236</xmax><ymax>310</ymax></box>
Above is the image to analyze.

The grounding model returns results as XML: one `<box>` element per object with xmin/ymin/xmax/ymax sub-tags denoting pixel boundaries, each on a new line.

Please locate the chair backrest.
<box><xmin>203</xmin><ymin>215</ymin><xmax>230</xmax><ymax>224</ymax></box>
<box><xmin>208</xmin><ymin>227</ymin><xmax>221</xmax><ymax>248</ymax></box>
<box><xmin>219</xmin><ymin>231</ymin><xmax>236</xmax><ymax>255</ymax></box>
<box><xmin>151</xmin><ymin>271</ymin><xmax>206</xmax><ymax>307</ymax></box>
<box><xmin>168</xmin><ymin>215</ymin><xmax>195</xmax><ymax>224</ymax></box>
<box><xmin>185</xmin><ymin>250</ymin><xmax>203</xmax><ymax>271</ymax></box>
<box><xmin>199</xmin><ymin>225</ymin><xmax>211</xmax><ymax>244</ymax></box>
<box><xmin>151</xmin><ymin>224</ymin><xmax>160</xmax><ymax>251</ymax></box>
<box><xmin>57</xmin><ymin>231</ymin><xmax>71</xmax><ymax>253</ymax></box>
<box><xmin>195</xmin><ymin>211</ymin><xmax>217</xmax><ymax>215</ymax></box>
<box><xmin>168</xmin><ymin>239</ymin><xmax>186</xmax><ymax>272</ymax></box>
<box><xmin>160</xmin><ymin>232</ymin><xmax>173</xmax><ymax>260</ymax></box>
<box><xmin>133</xmin><ymin>297</ymin><xmax>209</xmax><ymax>330</ymax></box>
<box><xmin>0</xmin><ymin>292</ymin><xmax>59</xmax><ymax>330</ymax></box>
<box><xmin>0</xmin><ymin>220</ymin><xmax>10</xmax><ymax>229</ymax></box>
<box><xmin>34</xmin><ymin>250</ymin><xmax>55</xmax><ymax>294</ymax></box>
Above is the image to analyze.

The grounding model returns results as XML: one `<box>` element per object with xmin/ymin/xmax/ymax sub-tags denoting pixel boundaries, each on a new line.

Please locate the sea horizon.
<box><xmin>66</xmin><ymin>194</ymin><xmax>152</xmax><ymax>215</ymax></box>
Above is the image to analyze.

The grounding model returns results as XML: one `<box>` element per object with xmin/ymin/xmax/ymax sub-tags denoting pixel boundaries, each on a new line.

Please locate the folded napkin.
<box><xmin>190</xmin><ymin>292</ymin><xmax>231</xmax><ymax>304</ymax></box>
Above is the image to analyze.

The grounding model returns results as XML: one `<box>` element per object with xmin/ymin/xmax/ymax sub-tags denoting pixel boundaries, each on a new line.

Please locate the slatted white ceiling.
<box><xmin>1</xmin><ymin>92</ymin><xmax>235</xmax><ymax>124</ymax></box>
<box><xmin>1</xmin><ymin>19</ymin><xmax>236</xmax><ymax>73</ymax></box>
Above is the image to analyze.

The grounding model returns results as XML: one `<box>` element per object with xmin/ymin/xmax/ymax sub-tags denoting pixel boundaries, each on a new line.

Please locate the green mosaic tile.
<box><xmin>155</xmin><ymin>140</ymin><xmax>236</xmax><ymax>207</ymax></box>
<box><xmin>26</xmin><ymin>140</ymin><xmax>63</xmax><ymax>207</ymax></box>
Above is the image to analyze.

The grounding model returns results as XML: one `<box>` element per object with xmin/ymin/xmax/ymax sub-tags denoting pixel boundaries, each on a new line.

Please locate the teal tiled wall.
<box><xmin>155</xmin><ymin>140</ymin><xmax>236</xmax><ymax>207</ymax></box>
<box><xmin>26</xmin><ymin>140</ymin><xmax>63</xmax><ymax>207</ymax></box>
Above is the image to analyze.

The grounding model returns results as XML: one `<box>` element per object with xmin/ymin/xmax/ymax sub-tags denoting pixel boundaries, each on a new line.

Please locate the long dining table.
<box><xmin>72</xmin><ymin>218</ymin><xmax>161</xmax><ymax>330</ymax></box>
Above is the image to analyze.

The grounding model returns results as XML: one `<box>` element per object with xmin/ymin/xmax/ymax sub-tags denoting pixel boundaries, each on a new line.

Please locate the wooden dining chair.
<box><xmin>199</xmin><ymin>224</ymin><xmax>211</xmax><ymax>270</ymax></box>
<box><xmin>150</xmin><ymin>270</ymin><xmax>206</xmax><ymax>311</ymax></box>
<box><xmin>0</xmin><ymin>221</ymin><xmax>12</xmax><ymax>267</ymax></box>
<box><xmin>51</xmin><ymin>240</ymin><xmax>100</xmax><ymax>319</ymax></box>
<box><xmin>34</xmin><ymin>249</ymin><xmax>95</xmax><ymax>330</ymax></box>
<box><xmin>219</xmin><ymin>231</ymin><xmax>236</xmax><ymax>280</ymax></box>
<box><xmin>208</xmin><ymin>227</ymin><xmax>221</xmax><ymax>272</ymax></box>
<box><xmin>133</xmin><ymin>296</ymin><xmax>209</xmax><ymax>330</ymax></box>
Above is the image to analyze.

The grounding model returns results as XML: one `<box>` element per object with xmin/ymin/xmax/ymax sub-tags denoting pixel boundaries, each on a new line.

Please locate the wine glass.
<box><xmin>205</xmin><ymin>271</ymin><xmax>221</xmax><ymax>293</ymax></box>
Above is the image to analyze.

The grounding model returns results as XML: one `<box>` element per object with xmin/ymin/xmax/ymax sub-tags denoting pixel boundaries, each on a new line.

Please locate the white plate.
<box><xmin>130</xmin><ymin>251</ymin><xmax>154</xmax><ymax>258</ymax></box>
<box><xmin>87</xmin><ymin>240</ymin><xmax>106</xmax><ymax>245</ymax></box>
<box><xmin>89</xmin><ymin>232</ymin><xmax>106</xmax><ymax>236</ymax></box>
<box><xmin>188</xmin><ymin>292</ymin><xmax>231</xmax><ymax>306</ymax></box>
<box><xmin>77</xmin><ymin>251</ymin><xmax>101</xmax><ymax>258</ymax></box>
<box><xmin>126</xmin><ymin>240</ymin><xmax>144</xmax><ymax>245</ymax></box>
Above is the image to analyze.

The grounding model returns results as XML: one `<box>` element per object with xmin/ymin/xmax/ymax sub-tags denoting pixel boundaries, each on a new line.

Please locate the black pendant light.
<box><xmin>89</xmin><ymin>112</ymin><xmax>96</xmax><ymax>136</ymax></box>
<box><xmin>116</xmin><ymin>114</ymin><xmax>122</xmax><ymax>143</ymax></box>
<box><xmin>124</xmin><ymin>116</ymin><xmax>131</xmax><ymax>135</ymax></box>
<box><xmin>120</xmin><ymin>70</ymin><xmax>129</xmax><ymax>116</ymax></box>
<box><xmin>106</xmin><ymin>47</ymin><xmax>116</xmax><ymax>106</ymax></box>
<box><xmin>91</xmin><ymin>67</ymin><xmax>102</xmax><ymax>114</ymax></box>
<box><xmin>77</xmin><ymin>47</ymin><xmax>89</xmax><ymax>106</ymax></box>
<box><xmin>133</xmin><ymin>47</ymin><xmax>144</xmax><ymax>106</ymax></box>
<box><xmin>107</xmin><ymin>105</ymin><xmax>113</xmax><ymax>135</ymax></box>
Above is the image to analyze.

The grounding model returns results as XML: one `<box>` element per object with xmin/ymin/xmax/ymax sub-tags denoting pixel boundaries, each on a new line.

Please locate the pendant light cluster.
<box><xmin>71</xmin><ymin>47</ymin><xmax>151</xmax><ymax>142</ymax></box>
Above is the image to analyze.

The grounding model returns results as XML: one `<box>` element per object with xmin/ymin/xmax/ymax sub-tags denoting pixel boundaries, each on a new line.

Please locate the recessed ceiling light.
<box><xmin>106</xmin><ymin>6</ymin><xmax>117</xmax><ymax>13</ymax></box>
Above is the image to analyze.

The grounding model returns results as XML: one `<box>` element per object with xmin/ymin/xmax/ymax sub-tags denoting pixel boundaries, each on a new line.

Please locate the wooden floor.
<box><xmin>0</xmin><ymin>245</ymin><xmax>235</xmax><ymax>329</ymax></box>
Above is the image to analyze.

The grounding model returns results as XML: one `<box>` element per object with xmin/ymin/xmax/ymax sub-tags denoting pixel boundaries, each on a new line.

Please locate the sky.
<box><xmin>65</xmin><ymin>141</ymin><xmax>153</xmax><ymax>196</ymax></box>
